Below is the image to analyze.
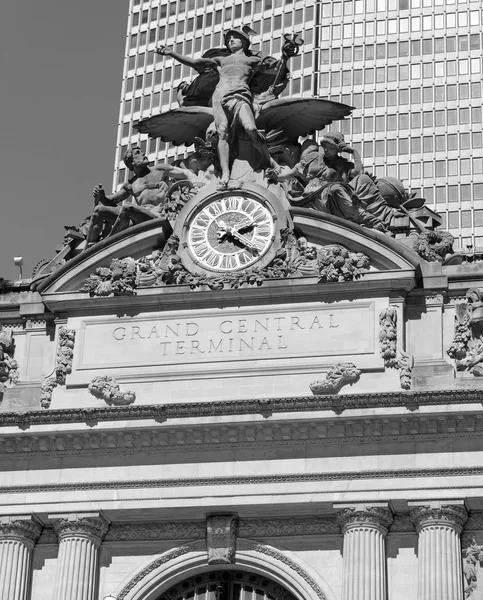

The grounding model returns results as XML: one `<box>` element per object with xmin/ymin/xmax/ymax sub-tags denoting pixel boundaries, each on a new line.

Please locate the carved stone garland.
<box><xmin>40</xmin><ymin>327</ymin><xmax>76</xmax><ymax>409</ymax></box>
<box><xmin>0</xmin><ymin>324</ymin><xmax>19</xmax><ymax>400</ymax></box>
<box><xmin>447</xmin><ymin>288</ymin><xmax>483</xmax><ymax>376</ymax></box>
<box><xmin>378</xmin><ymin>308</ymin><xmax>412</xmax><ymax>390</ymax></box>
<box><xmin>309</xmin><ymin>363</ymin><xmax>361</xmax><ymax>396</ymax></box>
<box><xmin>81</xmin><ymin>235</ymin><xmax>371</xmax><ymax>296</ymax></box>
<box><xmin>88</xmin><ymin>375</ymin><xmax>136</xmax><ymax>406</ymax></box>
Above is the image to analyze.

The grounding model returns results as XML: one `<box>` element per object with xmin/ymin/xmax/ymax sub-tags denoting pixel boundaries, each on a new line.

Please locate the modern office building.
<box><xmin>114</xmin><ymin>0</ymin><xmax>483</xmax><ymax>251</ymax></box>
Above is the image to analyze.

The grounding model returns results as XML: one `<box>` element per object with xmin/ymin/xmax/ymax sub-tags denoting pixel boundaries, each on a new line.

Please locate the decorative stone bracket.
<box><xmin>206</xmin><ymin>514</ymin><xmax>238</xmax><ymax>564</ymax></box>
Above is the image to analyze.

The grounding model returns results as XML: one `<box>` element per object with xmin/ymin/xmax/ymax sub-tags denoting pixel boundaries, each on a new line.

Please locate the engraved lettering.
<box><xmin>254</xmin><ymin>319</ymin><xmax>269</xmax><ymax>332</ymax></box>
<box><xmin>190</xmin><ymin>340</ymin><xmax>205</xmax><ymax>354</ymax></box>
<box><xmin>113</xmin><ymin>327</ymin><xmax>126</xmax><ymax>341</ymax></box>
<box><xmin>329</xmin><ymin>314</ymin><xmax>339</xmax><ymax>328</ymax></box>
<box><xmin>258</xmin><ymin>337</ymin><xmax>272</xmax><ymax>351</ymax></box>
<box><xmin>239</xmin><ymin>337</ymin><xmax>254</xmax><ymax>351</ymax></box>
<box><xmin>185</xmin><ymin>322</ymin><xmax>199</xmax><ymax>336</ymax></box>
<box><xmin>208</xmin><ymin>339</ymin><xmax>224</xmax><ymax>353</ymax></box>
<box><xmin>220</xmin><ymin>320</ymin><xmax>233</xmax><ymax>334</ymax></box>
<box><xmin>238</xmin><ymin>319</ymin><xmax>247</xmax><ymax>334</ymax></box>
<box><xmin>290</xmin><ymin>316</ymin><xmax>305</xmax><ymax>330</ymax></box>
<box><xmin>165</xmin><ymin>323</ymin><xmax>180</xmax><ymax>338</ymax></box>
<box><xmin>159</xmin><ymin>341</ymin><xmax>171</xmax><ymax>355</ymax></box>
<box><xmin>131</xmin><ymin>326</ymin><xmax>145</xmax><ymax>339</ymax></box>
<box><xmin>278</xmin><ymin>335</ymin><xmax>288</xmax><ymax>349</ymax></box>
<box><xmin>273</xmin><ymin>317</ymin><xmax>285</xmax><ymax>331</ymax></box>
<box><xmin>176</xmin><ymin>341</ymin><xmax>185</xmax><ymax>355</ymax></box>
<box><xmin>148</xmin><ymin>326</ymin><xmax>160</xmax><ymax>339</ymax></box>
<box><xmin>310</xmin><ymin>316</ymin><xmax>323</xmax><ymax>329</ymax></box>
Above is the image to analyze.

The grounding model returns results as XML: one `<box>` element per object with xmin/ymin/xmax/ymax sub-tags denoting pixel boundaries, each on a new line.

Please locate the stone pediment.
<box><xmin>32</xmin><ymin>201</ymin><xmax>421</xmax><ymax>315</ymax></box>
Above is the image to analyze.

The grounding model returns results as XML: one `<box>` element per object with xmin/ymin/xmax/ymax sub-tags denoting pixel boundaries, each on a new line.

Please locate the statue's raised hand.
<box><xmin>155</xmin><ymin>45</ymin><xmax>172</xmax><ymax>57</ymax></box>
<box><xmin>340</xmin><ymin>145</ymin><xmax>354</xmax><ymax>154</ymax></box>
<box><xmin>93</xmin><ymin>184</ymin><xmax>106</xmax><ymax>206</ymax></box>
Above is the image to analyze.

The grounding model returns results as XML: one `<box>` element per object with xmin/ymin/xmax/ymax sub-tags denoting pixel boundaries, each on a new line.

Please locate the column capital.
<box><xmin>50</xmin><ymin>513</ymin><xmax>109</xmax><ymax>545</ymax></box>
<box><xmin>0</xmin><ymin>515</ymin><xmax>42</xmax><ymax>547</ymax></box>
<box><xmin>409</xmin><ymin>501</ymin><xmax>468</xmax><ymax>533</ymax></box>
<box><xmin>336</xmin><ymin>504</ymin><xmax>393</xmax><ymax>534</ymax></box>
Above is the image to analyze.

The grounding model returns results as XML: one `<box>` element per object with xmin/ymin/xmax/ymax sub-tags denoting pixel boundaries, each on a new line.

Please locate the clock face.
<box><xmin>186</xmin><ymin>195</ymin><xmax>275</xmax><ymax>272</ymax></box>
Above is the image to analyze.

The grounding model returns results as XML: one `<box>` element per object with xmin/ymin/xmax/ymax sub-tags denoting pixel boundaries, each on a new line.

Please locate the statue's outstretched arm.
<box><xmin>153</xmin><ymin>163</ymin><xmax>195</xmax><ymax>181</ymax></box>
<box><xmin>155</xmin><ymin>46</ymin><xmax>217</xmax><ymax>70</ymax></box>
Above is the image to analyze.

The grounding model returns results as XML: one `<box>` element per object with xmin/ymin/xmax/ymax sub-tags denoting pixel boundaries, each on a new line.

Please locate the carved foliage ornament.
<box><xmin>409</xmin><ymin>504</ymin><xmax>468</xmax><ymax>533</ymax></box>
<box><xmin>88</xmin><ymin>375</ymin><xmax>136</xmax><ymax>406</ymax></box>
<box><xmin>447</xmin><ymin>288</ymin><xmax>483</xmax><ymax>376</ymax></box>
<box><xmin>336</xmin><ymin>507</ymin><xmax>393</xmax><ymax>533</ymax></box>
<box><xmin>0</xmin><ymin>518</ymin><xmax>42</xmax><ymax>545</ymax></box>
<box><xmin>206</xmin><ymin>515</ymin><xmax>238</xmax><ymax>565</ymax></box>
<box><xmin>52</xmin><ymin>516</ymin><xmax>109</xmax><ymax>544</ymax></box>
<box><xmin>309</xmin><ymin>363</ymin><xmax>361</xmax><ymax>397</ymax></box>
<box><xmin>0</xmin><ymin>324</ymin><xmax>19</xmax><ymax>399</ymax></box>
<box><xmin>464</xmin><ymin>537</ymin><xmax>483</xmax><ymax>598</ymax></box>
<box><xmin>378</xmin><ymin>309</ymin><xmax>413</xmax><ymax>390</ymax></box>
<box><xmin>81</xmin><ymin>236</ymin><xmax>371</xmax><ymax>296</ymax></box>
<box><xmin>40</xmin><ymin>327</ymin><xmax>76</xmax><ymax>409</ymax></box>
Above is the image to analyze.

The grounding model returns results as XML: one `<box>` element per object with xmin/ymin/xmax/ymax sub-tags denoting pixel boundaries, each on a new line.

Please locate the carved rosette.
<box><xmin>410</xmin><ymin>504</ymin><xmax>468</xmax><ymax>600</ymax></box>
<box><xmin>0</xmin><ymin>517</ymin><xmax>41</xmax><ymax>600</ymax></box>
<box><xmin>206</xmin><ymin>514</ymin><xmax>238</xmax><ymax>564</ymax></box>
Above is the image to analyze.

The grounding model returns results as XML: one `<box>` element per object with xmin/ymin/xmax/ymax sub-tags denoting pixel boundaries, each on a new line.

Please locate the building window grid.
<box><xmin>116</xmin><ymin>1</ymin><xmax>483</xmax><ymax>249</ymax></box>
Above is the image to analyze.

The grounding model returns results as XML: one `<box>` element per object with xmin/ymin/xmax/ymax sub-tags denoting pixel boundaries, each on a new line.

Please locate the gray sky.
<box><xmin>0</xmin><ymin>0</ymin><xmax>129</xmax><ymax>280</ymax></box>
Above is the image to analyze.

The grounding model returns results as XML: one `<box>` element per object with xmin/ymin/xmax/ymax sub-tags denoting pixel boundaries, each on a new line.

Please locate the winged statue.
<box><xmin>134</xmin><ymin>29</ymin><xmax>354</xmax><ymax>187</ymax></box>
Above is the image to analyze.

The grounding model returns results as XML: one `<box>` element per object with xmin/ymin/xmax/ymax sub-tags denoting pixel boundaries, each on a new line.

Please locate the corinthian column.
<box><xmin>337</xmin><ymin>504</ymin><xmax>393</xmax><ymax>600</ymax></box>
<box><xmin>51</xmin><ymin>514</ymin><xmax>109</xmax><ymax>600</ymax></box>
<box><xmin>409</xmin><ymin>502</ymin><xmax>468</xmax><ymax>600</ymax></box>
<box><xmin>0</xmin><ymin>516</ymin><xmax>41</xmax><ymax>600</ymax></box>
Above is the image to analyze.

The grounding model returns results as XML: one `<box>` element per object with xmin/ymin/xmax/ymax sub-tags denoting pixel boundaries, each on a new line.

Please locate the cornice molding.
<box><xmin>1</xmin><ymin>412</ymin><xmax>483</xmax><ymax>458</ymax></box>
<box><xmin>1</xmin><ymin>389</ymin><xmax>483</xmax><ymax>429</ymax></box>
<box><xmin>4</xmin><ymin>466</ymin><xmax>483</xmax><ymax>496</ymax></box>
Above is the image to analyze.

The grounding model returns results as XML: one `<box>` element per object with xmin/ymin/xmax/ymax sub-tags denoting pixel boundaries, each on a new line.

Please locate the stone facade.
<box><xmin>2</xmin><ymin>188</ymin><xmax>483</xmax><ymax>600</ymax></box>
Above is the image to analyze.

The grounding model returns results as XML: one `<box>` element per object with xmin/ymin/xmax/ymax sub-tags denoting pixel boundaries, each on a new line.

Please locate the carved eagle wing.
<box><xmin>256</xmin><ymin>98</ymin><xmax>354</xmax><ymax>141</ymax></box>
<box><xmin>134</xmin><ymin>107</ymin><xmax>214</xmax><ymax>146</ymax></box>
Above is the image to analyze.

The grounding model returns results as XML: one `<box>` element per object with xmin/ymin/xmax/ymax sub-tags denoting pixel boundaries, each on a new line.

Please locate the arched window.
<box><xmin>158</xmin><ymin>570</ymin><xmax>300</xmax><ymax>600</ymax></box>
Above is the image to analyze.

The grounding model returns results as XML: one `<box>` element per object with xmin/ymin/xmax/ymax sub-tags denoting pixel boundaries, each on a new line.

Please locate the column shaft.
<box><xmin>338</xmin><ymin>506</ymin><xmax>393</xmax><ymax>600</ymax></box>
<box><xmin>54</xmin><ymin>535</ymin><xmax>100</xmax><ymax>600</ymax></box>
<box><xmin>410</xmin><ymin>503</ymin><xmax>467</xmax><ymax>600</ymax></box>
<box><xmin>0</xmin><ymin>517</ymin><xmax>41</xmax><ymax>600</ymax></box>
<box><xmin>52</xmin><ymin>515</ymin><xmax>108</xmax><ymax>600</ymax></box>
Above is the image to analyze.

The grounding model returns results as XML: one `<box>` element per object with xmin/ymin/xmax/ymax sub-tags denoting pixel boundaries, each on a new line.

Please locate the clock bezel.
<box><xmin>174</xmin><ymin>183</ymin><xmax>290</xmax><ymax>276</ymax></box>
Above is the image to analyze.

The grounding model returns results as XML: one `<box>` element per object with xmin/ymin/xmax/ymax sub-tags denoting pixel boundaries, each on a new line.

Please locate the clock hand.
<box><xmin>233</xmin><ymin>218</ymin><xmax>256</xmax><ymax>233</ymax></box>
<box><xmin>230</xmin><ymin>230</ymin><xmax>260</xmax><ymax>253</ymax></box>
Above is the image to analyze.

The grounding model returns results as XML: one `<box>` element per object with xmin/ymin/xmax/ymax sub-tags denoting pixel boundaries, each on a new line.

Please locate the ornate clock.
<box><xmin>174</xmin><ymin>183</ymin><xmax>290</xmax><ymax>276</ymax></box>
